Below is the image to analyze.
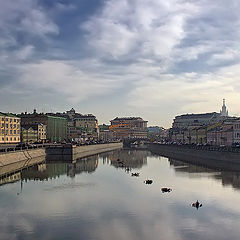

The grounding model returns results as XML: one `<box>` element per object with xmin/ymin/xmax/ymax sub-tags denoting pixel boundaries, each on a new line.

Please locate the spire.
<box><xmin>220</xmin><ymin>99</ymin><xmax>228</xmax><ymax>117</ymax></box>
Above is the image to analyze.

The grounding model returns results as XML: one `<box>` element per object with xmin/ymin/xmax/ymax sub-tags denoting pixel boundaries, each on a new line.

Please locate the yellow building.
<box><xmin>0</xmin><ymin>112</ymin><xmax>21</xmax><ymax>144</ymax></box>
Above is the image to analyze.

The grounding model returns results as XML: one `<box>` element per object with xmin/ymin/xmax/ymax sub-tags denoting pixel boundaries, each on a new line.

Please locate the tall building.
<box><xmin>19</xmin><ymin>110</ymin><xmax>67</xmax><ymax>142</ymax></box>
<box><xmin>220</xmin><ymin>98</ymin><xmax>228</xmax><ymax>117</ymax></box>
<box><xmin>110</xmin><ymin>117</ymin><xmax>148</xmax><ymax>139</ymax></box>
<box><xmin>0</xmin><ymin>112</ymin><xmax>21</xmax><ymax>144</ymax></box>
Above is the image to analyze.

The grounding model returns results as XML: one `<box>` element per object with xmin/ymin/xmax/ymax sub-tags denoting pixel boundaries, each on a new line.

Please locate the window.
<box><xmin>2</xmin><ymin>137</ymin><xmax>4</xmax><ymax>141</ymax></box>
<box><xmin>1</xmin><ymin>129</ymin><xmax>4</xmax><ymax>134</ymax></box>
<box><xmin>10</xmin><ymin>119</ymin><xmax>12</xmax><ymax>122</ymax></box>
<box><xmin>14</xmin><ymin>137</ymin><xmax>16</xmax><ymax>141</ymax></box>
<box><xmin>10</xmin><ymin>124</ymin><xmax>12</xmax><ymax>128</ymax></box>
<box><xmin>14</xmin><ymin>130</ymin><xmax>16</xmax><ymax>134</ymax></box>
<box><xmin>10</xmin><ymin>130</ymin><xmax>12</xmax><ymax>134</ymax></box>
<box><xmin>5</xmin><ymin>118</ymin><xmax>8</xmax><ymax>122</ymax></box>
<box><xmin>14</xmin><ymin>124</ymin><xmax>16</xmax><ymax>128</ymax></box>
<box><xmin>10</xmin><ymin>137</ymin><xmax>12</xmax><ymax>141</ymax></box>
<box><xmin>1</xmin><ymin>123</ymin><xmax>3</xmax><ymax>128</ymax></box>
<box><xmin>6</xmin><ymin>130</ymin><xmax>8</xmax><ymax>134</ymax></box>
<box><xmin>14</xmin><ymin>119</ymin><xmax>16</xmax><ymax>122</ymax></box>
<box><xmin>6</xmin><ymin>137</ymin><xmax>8</xmax><ymax>141</ymax></box>
<box><xmin>5</xmin><ymin>124</ymin><xmax>8</xmax><ymax>128</ymax></box>
<box><xmin>17</xmin><ymin>130</ymin><xmax>20</xmax><ymax>134</ymax></box>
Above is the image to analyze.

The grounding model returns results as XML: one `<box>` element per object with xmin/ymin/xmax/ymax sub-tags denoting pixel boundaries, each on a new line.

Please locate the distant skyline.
<box><xmin>1</xmin><ymin>0</ymin><xmax>240</xmax><ymax>128</ymax></box>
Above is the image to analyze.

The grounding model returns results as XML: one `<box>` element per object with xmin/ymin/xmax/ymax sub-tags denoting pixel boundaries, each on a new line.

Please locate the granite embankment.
<box><xmin>149</xmin><ymin>143</ymin><xmax>240</xmax><ymax>171</ymax></box>
<box><xmin>46</xmin><ymin>142</ymin><xmax>123</xmax><ymax>161</ymax></box>
<box><xmin>0</xmin><ymin>143</ymin><xmax>123</xmax><ymax>176</ymax></box>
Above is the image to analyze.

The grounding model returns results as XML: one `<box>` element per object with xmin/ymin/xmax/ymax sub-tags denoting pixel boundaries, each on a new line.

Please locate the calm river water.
<box><xmin>1</xmin><ymin>149</ymin><xmax>240</xmax><ymax>240</ymax></box>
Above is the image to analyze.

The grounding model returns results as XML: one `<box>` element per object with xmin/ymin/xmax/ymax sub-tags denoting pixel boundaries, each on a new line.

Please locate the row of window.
<box><xmin>1</xmin><ymin>123</ymin><xmax>20</xmax><ymax>128</ymax></box>
<box><xmin>1</xmin><ymin>118</ymin><xmax>20</xmax><ymax>123</ymax></box>
<box><xmin>1</xmin><ymin>137</ymin><xmax>20</xmax><ymax>141</ymax></box>
<box><xmin>234</xmin><ymin>124</ymin><xmax>240</xmax><ymax>129</ymax></box>
<box><xmin>235</xmin><ymin>132</ymin><xmax>240</xmax><ymax>138</ymax></box>
<box><xmin>76</xmin><ymin>119</ymin><xmax>96</xmax><ymax>122</ymax></box>
<box><xmin>1</xmin><ymin>129</ymin><xmax>20</xmax><ymax>134</ymax></box>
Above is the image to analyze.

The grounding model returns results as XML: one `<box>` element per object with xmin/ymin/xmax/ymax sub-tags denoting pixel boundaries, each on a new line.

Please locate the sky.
<box><xmin>1</xmin><ymin>0</ymin><xmax>240</xmax><ymax>128</ymax></box>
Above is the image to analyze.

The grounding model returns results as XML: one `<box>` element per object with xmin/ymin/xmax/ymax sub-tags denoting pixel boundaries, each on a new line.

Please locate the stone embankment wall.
<box><xmin>46</xmin><ymin>142</ymin><xmax>123</xmax><ymax>161</ymax></box>
<box><xmin>0</xmin><ymin>143</ymin><xmax>123</xmax><ymax>176</ymax></box>
<box><xmin>149</xmin><ymin>144</ymin><xmax>240</xmax><ymax>171</ymax></box>
<box><xmin>73</xmin><ymin>142</ymin><xmax>123</xmax><ymax>160</ymax></box>
<box><xmin>0</xmin><ymin>149</ymin><xmax>46</xmax><ymax>176</ymax></box>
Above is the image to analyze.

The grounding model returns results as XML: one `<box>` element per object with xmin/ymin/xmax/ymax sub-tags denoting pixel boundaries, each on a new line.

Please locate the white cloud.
<box><xmin>17</xmin><ymin>60</ymin><xmax>127</xmax><ymax>103</ymax></box>
<box><xmin>81</xmin><ymin>0</ymin><xmax>197</xmax><ymax>63</ymax></box>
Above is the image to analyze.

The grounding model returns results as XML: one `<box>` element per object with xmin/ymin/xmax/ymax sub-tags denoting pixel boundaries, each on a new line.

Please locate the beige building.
<box><xmin>0</xmin><ymin>112</ymin><xmax>21</xmax><ymax>144</ymax></box>
<box><xmin>110</xmin><ymin>117</ymin><xmax>148</xmax><ymax>140</ymax></box>
<box><xmin>21</xmin><ymin>123</ymin><xmax>46</xmax><ymax>143</ymax></box>
<box><xmin>59</xmin><ymin>108</ymin><xmax>99</xmax><ymax>140</ymax></box>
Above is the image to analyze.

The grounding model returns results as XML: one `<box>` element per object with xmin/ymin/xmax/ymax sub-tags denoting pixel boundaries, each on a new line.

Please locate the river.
<box><xmin>1</xmin><ymin>149</ymin><xmax>240</xmax><ymax>240</ymax></box>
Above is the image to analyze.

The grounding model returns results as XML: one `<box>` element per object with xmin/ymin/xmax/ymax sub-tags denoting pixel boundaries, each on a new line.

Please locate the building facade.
<box><xmin>233</xmin><ymin>119</ymin><xmax>240</xmax><ymax>144</ymax></box>
<box><xmin>21</xmin><ymin>123</ymin><xmax>46</xmax><ymax>143</ymax></box>
<box><xmin>110</xmin><ymin>117</ymin><xmax>148</xmax><ymax>140</ymax></box>
<box><xmin>19</xmin><ymin>110</ymin><xmax>67</xmax><ymax>142</ymax></box>
<box><xmin>0</xmin><ymin>113</ymin><xmax>21</xmax><ymax>144</ymax></box>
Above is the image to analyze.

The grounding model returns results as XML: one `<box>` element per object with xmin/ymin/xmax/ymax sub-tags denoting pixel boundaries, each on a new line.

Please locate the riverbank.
<box><xmin>0</xmin><ymin>142</ymin><xmax>123</xmax><ymax>176</ymax></box>
<box><xmin>148</xmin><ymin>143</ymin><xmax>240</xmax><ymax>171</ymax></box>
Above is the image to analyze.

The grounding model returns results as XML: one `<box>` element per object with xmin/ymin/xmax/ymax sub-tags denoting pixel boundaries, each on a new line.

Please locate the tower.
<box><xmin>220</xmin><ymin>99</ymin><xmax>228</xmax><ymax>116</ymax></box>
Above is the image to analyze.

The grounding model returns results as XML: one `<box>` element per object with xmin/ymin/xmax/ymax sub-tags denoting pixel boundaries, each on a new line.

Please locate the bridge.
<box><xmin>123</xmin><ymin>138</ymin><xmax>149</xmax><ymax>147</ymax></box>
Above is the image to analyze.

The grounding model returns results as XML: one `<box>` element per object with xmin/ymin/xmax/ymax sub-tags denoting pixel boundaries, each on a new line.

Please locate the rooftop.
<box><xmin>0</xmin><ymin>112</ymin><xmax>20</xmax><ymax>118</ymax></box>
<box><xmin>175</xmin><ymin>112</ymin><xmax>220</xmax><ymax>119</ymax></box>
<box><xmin>111</xmin><ymin>117</ymin><xmax>147</xmax><ymax>121</ymax></box>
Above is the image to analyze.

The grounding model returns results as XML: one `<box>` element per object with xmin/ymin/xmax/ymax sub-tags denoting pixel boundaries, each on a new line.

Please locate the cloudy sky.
<box><xmin>1</xmin><ymin>0</ymin><xmax>240</xmax><ymax>127</ymax></box>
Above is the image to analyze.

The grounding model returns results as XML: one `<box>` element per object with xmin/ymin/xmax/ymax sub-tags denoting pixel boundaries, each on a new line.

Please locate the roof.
<box><xmin>75</xmin><ymin>114</ymin><xmax>96</xmax><ymax>119</ymax></box>
<box><xmin>175</xmin><ymin>112</ymin><xmax>220</xmax><ymax>119</ymax></box>
<box><xmin>111</xmin><ymin>117</ymin><xmax>147</xmax><ymax>122</ymax></box>
<box><xmin>0</xmin><ymin>112</ymin><xmax>20</xmax><ymax>118</ymax></box>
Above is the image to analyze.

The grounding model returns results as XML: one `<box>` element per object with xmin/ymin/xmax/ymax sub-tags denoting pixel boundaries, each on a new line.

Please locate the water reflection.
<box><xmin>169</xmin><ymin>158</ymin><xmax>240</xmax><ymax>191</ymax></box>
<box><xmin>1</xmin><ymin>150</ymin><xmax>240</xmax><ymax>240</ymax></box>
<box><xmin>0</xmin><ymin>155</ymin><xmax>99</xmax><ymax>186</ymax></box>
<box><xmin>108</xmin><ymin>149</ymin><xmax>148</xmax><ymax>169</ymax></box>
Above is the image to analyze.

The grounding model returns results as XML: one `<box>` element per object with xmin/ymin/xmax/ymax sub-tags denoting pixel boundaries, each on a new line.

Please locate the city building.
<box><xmin>99</xmin><ymin>124</ymin><xmax>114</xmax><ymax>141</ymax></box>
<box><xmin>21</xmin><ymin>123</ymin><xmax>46</xmax><ymax>143</ymax></box>
<box><xmin>57</xmin><ymin>108</ymin><xmax>99</xmax><ymax>141</ymax></box>
<box><xmin>233</xmin><ymin>119</ymin><xmax>240</xmax><ymax>144</ymax></box>
<box><xmin>172</xmin><ymin>112</ymin><xmax>221</xmax><ymax>129</ymax></box>
<box><xmin>0</xmin><ymin>112</ymin><xmax>21</xmax><ymax>144</ymax></box>
<box><xmin>148</xmin><ymin>126</ymin><xmax>168</xmax><ymax>142</ymax></box>
<box><xmin>110</xmin><ymin>117</ymin><xmax>148</xmax><ymax>139</ymax></box>
<box><xmin>207</xmin><ymin>121</ymin><xmax>234</xmax><ymax>146</ymax></box>
<box><xmin>19</xmin><ymin>110</ymin><xmax>67</xmax><ymax>142</ymax></box>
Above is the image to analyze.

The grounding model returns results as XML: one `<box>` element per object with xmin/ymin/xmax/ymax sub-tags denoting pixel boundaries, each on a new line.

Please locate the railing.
<box><xmin>0</xmin><ymin>140</ymin><xmax>122</xmax><ymax>154</ymax></box>
<box><xmin>151</xmin><ymin>143</ymin><xmax>240</xmax><ymax>153</ymax></box>
<box><xmin>0</xmin><ymin>144</ymin><xmax>46</xmax><ymax>154</ymax></box>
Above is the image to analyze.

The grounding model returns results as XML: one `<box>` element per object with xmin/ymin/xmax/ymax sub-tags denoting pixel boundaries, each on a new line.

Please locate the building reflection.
<box><xmin>105</xmin><ymin>149</ymin><xmax>148</xmax><ymax>169</ymax></box>
<box><xmin>168</xmin><ymin>158</ymin><xmax>240</xmax><ymax>190</ymax></box>
<box><xmin>0</xmin><ymin>155</ymin><xmax>98</xmax><ymax>186</ymax></box>
<box><xmin>22</xmin><ymin>155</ymin><xmax>98</xmax><ymax>180</ymax></box>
